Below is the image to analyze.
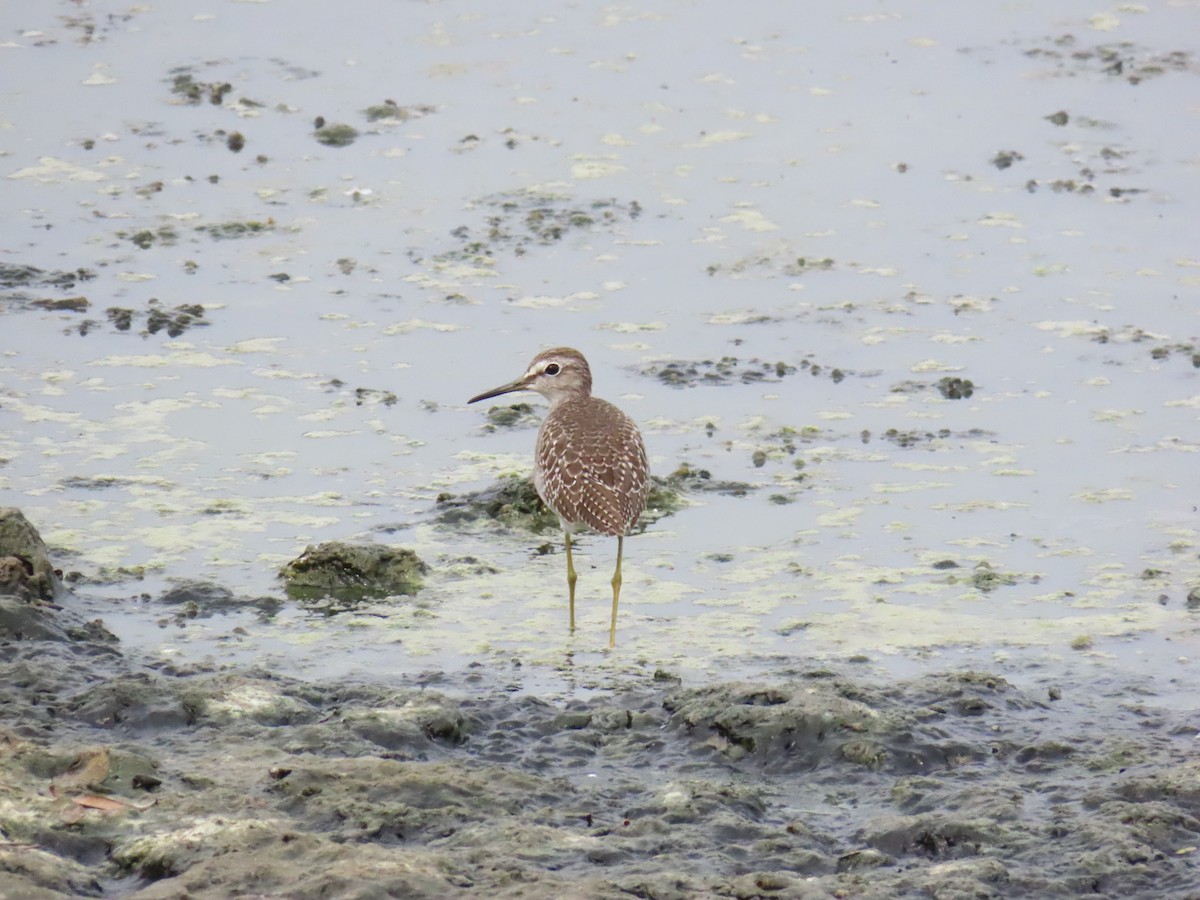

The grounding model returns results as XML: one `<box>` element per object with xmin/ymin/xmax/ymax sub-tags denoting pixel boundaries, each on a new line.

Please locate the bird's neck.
<box><xmin>546</xmin><ymin>392</ymin><xmax>590</xmax><ymax>412</ymax></box>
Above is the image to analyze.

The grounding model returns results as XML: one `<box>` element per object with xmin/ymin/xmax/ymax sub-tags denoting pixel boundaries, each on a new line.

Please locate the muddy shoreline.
<box><xmin>3</xmin><ymin>513</ymin><xmax>1198</xmax><ymax>899</ymax></box>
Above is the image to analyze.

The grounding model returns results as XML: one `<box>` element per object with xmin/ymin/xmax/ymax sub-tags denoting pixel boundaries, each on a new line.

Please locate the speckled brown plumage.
<box><xmin>535</xmin><ymin>395</ymin><xmax>649</xmax><ymax>537</ymax></box>
<box><xmin>468</xmin><ymin>347</ymin><xmax>649</xmax><ymax>647</ymax></box>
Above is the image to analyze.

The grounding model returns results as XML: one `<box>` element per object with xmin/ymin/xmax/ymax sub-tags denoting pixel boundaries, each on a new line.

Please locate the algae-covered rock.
<box><xmin>278</xmin><ymin>542</ymin><xmax>427</xmax><ymax>604</ymax></box>
<box><xmin>0</xmin><ymin>509</ymin><xmax>108</xmax><ymax>644</ymax></box>
<box><xmin>0</xmin><ymin>507</ymin><xmax>60</xmax><ymax>601</ymax></box>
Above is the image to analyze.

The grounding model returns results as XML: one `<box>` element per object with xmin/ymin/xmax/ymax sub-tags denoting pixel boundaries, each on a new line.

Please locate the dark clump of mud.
<box><xmin>645</xmin><ymin>355</ymin><xmax>848</xmax><ymax>388</ymax></box>
<box><xmin>867</xmin><ymin>426</ymin><xmax>995</xmax><ymax>449</ymax></box>
<box><xmin>472</xmin><ymin>400</ymin><xmax>540</xmax><ymax>431</ymax></box>
<box><xmin>890</xmin><ymin>377</ymin><xmax>978</xmax><ymax>400</ymax></box>
<box><xmin>154</xmin><ymin>578</ymin><xmax>283</xmax><ymax>622</ymax></box>
<box><xmin>363</xmin><ymin>100</ymin><xmax>436</xmax><ymax>122</ymax></box>
<box><xmin>168</xmin><ymin>71</ymin><xmax>233</xmax><ymax>106</ymax></box>
<box><xmin>72</xmin><ymin>301</ymin><xmax>210</xmax><ymax>338</ymax></box>
<box><xmin>706</xmin><ymin>252</ymin><xmax>836</xmax><ymax>278</ymax></box>
<box><xmin>430</xmin><ymin>191</ymin><xmax>642</xmax><ymax>265</ymax></box>
<box><xmin>433</xmin><ymin>465</ymin><xmax>746</xmax><ymax>536</ymax></box>
<box><xmin>936</xmin><ymin>376</ymin><xmax>975</xmax><ymax>399</ymax></box>
<box><xmin>4</xmin><ymin>508</ymin><xmax>1200</xmax><ymax>898</ymax></box>
<box><xmin>435</xmin><ymin>474</ymin><xmax>563</xmax><ymax>533</ymax></box>
<box><xmin>320</xmin><ymin>379</ymin><xmax>399</xmax><ymax>408</ymax></box>
<box><xmin>0</xmin><ymin>262</ymin><xmax>96</xmax><ymax>293</ymax></box>
<box><xmin>1</xmin><ymin>263</ymin><xmax>97</xmax><ymax>314</ymax></box>
<box><xmin>1025</xmin><ymin>34</ymin><xmax>1193</xmax><ymax>85</ymax></box>
<box><xmin>655</xmin><ymin>462</ymin><xmax>757</xmax><ymax>501</ymax></box>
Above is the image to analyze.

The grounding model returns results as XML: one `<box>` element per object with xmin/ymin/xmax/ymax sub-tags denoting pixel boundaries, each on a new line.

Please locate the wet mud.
<box><xmin>3</xmin><ymin>510</ymin><xmax>1200</xmax><ymax>898</ymax></box>
<box><xmin>4</xmin><ymin>626</ymin><xmax>1199</xmax><ymax>898</ymax></box>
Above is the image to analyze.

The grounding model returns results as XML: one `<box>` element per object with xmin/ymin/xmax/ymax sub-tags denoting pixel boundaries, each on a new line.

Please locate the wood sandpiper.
<box><xmin>469</xmin><ymin>347</ymin><xmax>649</xmax><ymax>647</ymax></box>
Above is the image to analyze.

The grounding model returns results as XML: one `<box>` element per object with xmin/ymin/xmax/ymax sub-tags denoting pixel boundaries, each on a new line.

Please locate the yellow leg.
<box><xmin>609</xmin><ymin>535</ymin><xmax>624</xmax><ymax>648</ymax></box>
<box><xmin>565</xmin><ymin>531</ymin><xmax>577</xmax><ymax>632</ymax></box>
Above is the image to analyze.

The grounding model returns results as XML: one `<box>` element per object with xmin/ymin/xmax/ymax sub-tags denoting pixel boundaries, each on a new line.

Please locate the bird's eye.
<box><xmin>544</xmin><ymin>363</ymin><xmax>561</xmax><ymax>376</ymax></box>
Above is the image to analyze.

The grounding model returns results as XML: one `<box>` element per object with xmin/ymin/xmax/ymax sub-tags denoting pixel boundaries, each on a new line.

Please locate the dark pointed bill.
<box><xmin>468</xmin><ymin>376</ymin><xmax>530</xmax><ymax>404</ymax></box>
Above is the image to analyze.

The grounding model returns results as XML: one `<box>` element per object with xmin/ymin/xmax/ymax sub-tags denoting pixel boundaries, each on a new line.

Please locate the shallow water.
<box><xmin>3</xmin><ymin>2</ymin><xmax>1199</xmax><ymax>698</ymax></box>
